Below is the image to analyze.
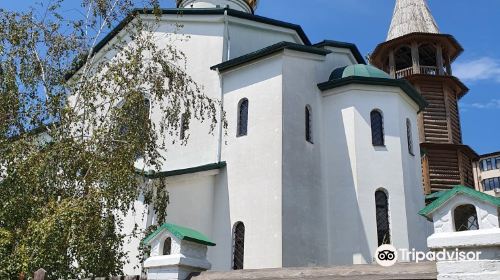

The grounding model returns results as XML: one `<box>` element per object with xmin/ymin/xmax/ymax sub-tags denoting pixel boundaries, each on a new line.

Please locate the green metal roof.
<box><xmin>425</xmin><ymin>191</ymin><xmax>447</xmax><ymax>200</ymax></box>
<box><xmin>313</xmin><ymin>40</ymin><xmax>366</xmax><ymax>64</ymax></box>
<box><xmin>211</xmin><ymin>41</ymin><xmax>331</xmax><ymax>72</ymax></box>
<box><xmin>317</xmin><ymin>76</ymin><xmax>428</xmax><ymax>112</ymax></box>
<box><xmin>143</xmin><ymin>223</ymin><xmax>216</xmax><ymax>246</ymax></box>
<box><xmin>419</xmin><ymin>185</ymin><xmax>500</xmax><ymax>219</ymax></box>
<box><xmin>329</xmin><ymin>64</ymin><xmax>391</xmax><ymax>80</ymax></box>
<box><xmin>136</xmin><ymin>162</ymin><xmax>226</xmax><ymax>179</ymax></box>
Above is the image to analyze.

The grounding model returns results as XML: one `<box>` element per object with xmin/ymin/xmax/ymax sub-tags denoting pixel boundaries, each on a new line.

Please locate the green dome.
<box><xmin>329</xmin><ymin>64</ymin><xmax>391</xmax><ymax>80</ymax></box>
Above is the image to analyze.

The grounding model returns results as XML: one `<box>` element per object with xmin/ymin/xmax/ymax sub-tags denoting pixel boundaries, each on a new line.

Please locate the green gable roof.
<box><xmin>211</xmin><ymin>41</ymin><xmax>331</xmax><ymax>72</ymax></box>
<box><xmin>143</xmin><ymin>223</ymin><xmax>216</xmax><ymax>247</ymax></box>
<box><xmin>136</xmin><ymin>162</ymin><xmax>226</xmax><ymax>179</ymax></box>
<box><xmin>419</xmin><ymin>185</ymin><xmax>500</xmax><ymax>219</ymax></box>
<box><xmin>317</xmin><ymin>76</ymin><xmax>428</xmax><ymax>112</ymax></box>
<box><xmin>313</xmin><ymin>40</ymin><xmax>366</xmax><ymax>64</ymax></box>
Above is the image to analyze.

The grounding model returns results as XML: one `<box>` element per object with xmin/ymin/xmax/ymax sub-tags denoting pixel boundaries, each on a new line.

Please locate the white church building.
<box><xmin>81</xmin><ymin>0</ymin><xmax>433</xmax><ymax>274</ymax></box>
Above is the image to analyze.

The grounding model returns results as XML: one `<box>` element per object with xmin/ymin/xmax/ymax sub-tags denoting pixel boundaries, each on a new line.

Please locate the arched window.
<box><xmin>406</xmin><ymin>119</ymin><xmax>414</xmax><ymax>155</ymax></box>
<box><xmin>371</xmin><ymin>110</ymin><xmax>384</xmax><ymax>146</ymax></box>
<box><xmin>232</xmin><ymin>222</ymin><xmax>245</xmax><ymax>270</ymax></box>
<box><xmin>305</xmin><ymin>105</ymin><xmax>313</xmax><ymax>143</ymax></box>
<box><xmin>375</xmin><ymin>190</ymin><xmax>391</xmax><ymax>246</ymax></box>
<box><xmin>237</xmin><ymin>99</ymin><xmax>249</xmax><ymax>137</ymax></box>
<box><xmin>180</xmin><ymin>112</ymin><xmax>189</xmax><ymax>140</ymax></box>
<box><xmin>454</xmin><ymin>204</ymin><xmax>479</xmax><ymax>232</ymax></box>
<box><xmin>163</xmin><ymin>237</ymin><xmax>172</xmax><ymax>255</ymax></box>
<box><xmin>394</xmin><ymin>46</ymin><xmax>412</xmax><ymax>71</ymax></box>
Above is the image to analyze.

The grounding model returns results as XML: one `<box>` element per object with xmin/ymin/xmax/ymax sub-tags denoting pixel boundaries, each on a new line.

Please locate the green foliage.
<box><xmin>0</xmin><ymin>0</ymin><xmax>221</xmax><ymax>278</ymax></box>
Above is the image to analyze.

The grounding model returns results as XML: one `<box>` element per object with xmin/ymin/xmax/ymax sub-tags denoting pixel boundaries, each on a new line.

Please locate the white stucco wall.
<box><xmin>101</xmin><ymin>9</ymin><xmax>432</xmax><ymax>274</ymax></box>
<box><xmin>219</xmin><ymin>55</ymin><xmax>284</xmax><ymax>269</ymax></box>
<box><xmin>431</xmin><ymin>194</ymin><xmax>500</xmax><ymax>234</ymax></box>
<box><xmin>179</xmin><ymin>0</ymin><xmax>253</xmax><ymax>13</ymax></box>
<box><xmin>281</xmin><ymin>51</ymin><xmax>328</xmax><ymax>267</ymax></box>
<box><xmin>321</xmin><ymin>84</ymin><xmax>429</xmax><ymax>265</ymax></box>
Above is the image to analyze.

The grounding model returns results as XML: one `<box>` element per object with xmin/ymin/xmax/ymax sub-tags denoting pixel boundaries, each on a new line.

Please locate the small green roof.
<box><xmin>425</xmin><ymin>191</ymin><xmax>447</xmax><ymax>200</ymax></box>
<box><xmin>143</xmin><ymin>223</ymin><xmax>216</xmax><ymax>247</ymax></box>
<box><xmin>329</xmin><ymin>64</ymin><xmax>391</xmax><ymax>81</ymax></box>
<box><xmin>419</xmin><ymin>185</ymin><xmax>500</xmax><ymax>219</ymax></box>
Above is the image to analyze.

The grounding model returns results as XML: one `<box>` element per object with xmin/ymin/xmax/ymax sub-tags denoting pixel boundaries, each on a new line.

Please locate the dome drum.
<box><xmin>177</xmin><ymin>0</ymin><xmax>258</xmax><ymax>13</ymax></box>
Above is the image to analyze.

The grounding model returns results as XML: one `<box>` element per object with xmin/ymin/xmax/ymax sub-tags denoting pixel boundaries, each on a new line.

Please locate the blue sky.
<box><xmin>2</xmin><ymin>0</ymin><xmax>499</xmax><ymax>154</ymax></box>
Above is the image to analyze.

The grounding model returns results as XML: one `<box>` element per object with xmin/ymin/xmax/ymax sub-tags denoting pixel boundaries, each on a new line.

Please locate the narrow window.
<box><xmin>232</xmin><ymin>222</ymin><xmax>245</xmax><ymax>270</ymax></box>
<box><xmin>486</xmin><ymin>159</ymin><xmax>493</xmax><ymax>171</ymax></box>
<box><xmin>406</xmin><ymin>119</ymin><xmax>414</xmax><ymax>155</ymax></box>
<box><xmin>371</xmin><ymin>110</ymin><xmax>384</xmax><ymax>146</ymax></box>
<box><xmin>163</xmin><ymin>237</ymin><xmax>172</xmax><ymax>255</ymax></box>
<box><xmin>375</xmin><ymin>190</ymin><xmax>391</xmax><ymax>246</ymax></box>
<box><xmin>180</xmin><ymin>112</ymin><xmax>189</xmax><ymax>140</ymax></box>
<box><xmin>454</xmin><ymin>205</ymin><xmax>479</xmax><ymax>231</ymax></box>
<box><xmin>237</xmin><ymin>99</ymin><xmax>249</xmax><ymax>137</ymax></box>
<box><xmin>496</xmin><ymin>157</ymin><xmax>500</xmax><ymax>169</ymax></box>
<box><xmin>305</xmin><ymin>105</ymin><xmax>313</xmax><ymax>143</ymax></box>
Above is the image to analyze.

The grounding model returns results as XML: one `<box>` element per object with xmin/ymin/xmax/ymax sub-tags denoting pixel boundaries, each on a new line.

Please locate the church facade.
<box><xmin>66</xmin><ymin>0</ymin><xmax>500</xmax><ymax>274</ymax></box>
<box><xmin>99</xmin><ymin>0</ymin><xmax>437</xmax><ymax>274</ymax></box>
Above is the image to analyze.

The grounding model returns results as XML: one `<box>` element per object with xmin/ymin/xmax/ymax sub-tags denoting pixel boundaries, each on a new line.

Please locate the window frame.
<box><xmin>453</xmin><ymin>204</ymin><xmax>479</xmax><ymax>232</ymax></box>
<box><xmin>375</xmin><ymin>189</ymin><xmax>391</xmax><ymax>246</ymax></box>
<box><xmin>232</xmin><ymin>222</ymin><xmax>245</xmax><ymax>270</ymax></box>
<box><xmin>406</xmin><ymin>118</ymin><xmax>414</xmax><ymax>156</ymax></box>
<box><xmin>305</xmin><ymin>105</ymin><xmax>313</xmax><ymax>144</ymax></box>
<box><xmin>237</xmin><ymin>98</ymin><xmax>249</xmax><ymax>137</ymax></box>
<box><xmin>370</xmin><ymin>110</ymin><xmax>385</xmax><ymax>147</ymax></box>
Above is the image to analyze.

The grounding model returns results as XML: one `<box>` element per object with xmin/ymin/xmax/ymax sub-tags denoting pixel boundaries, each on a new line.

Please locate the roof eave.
<box><xmin>313</xmin><ymin>40</ymin><xmax>366</xmax><ymax>64</ymax></box>
<box><xmin>211</xmin><ymin>42</ymin><xmax>331</xmax><ymax>73</ymax></box>
<box><xmin>318</xmin><ymin>76</ymin><xmax>428</xmax><ymax>112</ymax></box>
<box><xmin>419</xmin><ymin>185</ymin><xmax>500</xmax><ymax>219</ymax></box>
<box><xmin>65</xmin><ymin>8</ymin><xmax>311</xmax><ymax>80</ymax></box>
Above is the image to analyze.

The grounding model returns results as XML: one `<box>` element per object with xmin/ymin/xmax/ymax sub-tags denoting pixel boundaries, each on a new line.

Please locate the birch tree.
<box><xmin>0</xmin><ymin>1</ymin><xmax>221</xmax><ymax>278</ymax></box>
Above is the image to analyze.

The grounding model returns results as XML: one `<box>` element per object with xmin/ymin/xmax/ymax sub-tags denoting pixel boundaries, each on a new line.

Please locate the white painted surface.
<box><xmin>80</xmin><ymin>7</ymin><xmax>432</xmax><ymax>275</ymax></box>
<box><xmin>426</xmin><ymin>190</ymin><xmax>500</xmax><ymax>280</ymax></box>
<box><xmin>178</xmin><ymin>0</ymin><xmax>255</xmax><ymax>13</ymax></box>
<box><xmin>321</xmin><ymin>83</ymin><xmax>429</xmax><ymax>265</ymax></box>
<box><xmin>431</xmin><ymin>193</ymin><xmax>500</xmax><ymax>234</ymax></box>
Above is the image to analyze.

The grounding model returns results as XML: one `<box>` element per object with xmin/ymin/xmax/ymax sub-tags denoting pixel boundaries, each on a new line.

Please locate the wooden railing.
<box><xmin>395</xmin><ymin>67</ymin><xmax>413</xmax><ymax>79</ymax></box>
<box><xmin>395</xmin><ymin>66</ymin><xmax>447</xmax><ymax>79</ymax></box>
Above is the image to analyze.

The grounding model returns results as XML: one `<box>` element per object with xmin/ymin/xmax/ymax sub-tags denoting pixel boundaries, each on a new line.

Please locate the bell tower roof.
<box><xmin>387</xmin><ymin>0</ymin><xmax>439</xmax><ymax>41</ymax></box>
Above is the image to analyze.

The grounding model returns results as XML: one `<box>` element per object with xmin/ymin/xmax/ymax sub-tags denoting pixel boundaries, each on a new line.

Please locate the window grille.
<box><xmin>237</xmin><ymin>99</ymin><xmax>249</xmax><ymax>137</ymax></box>
<box><xmin>232</xmin><ymin>222</ymin><xmax>245</xmax><ymax>270</ymax></box>
<box><xmin>306</xmin><ymin>106</ymin><xmax>313</xmax><ymax>143</ymax></box>
<box><xmin>375</xmin><ymin>190</ymin><xmax>391</xmax><ymax>246</ymax></box>
<box><xmin>371</xmin><ymin>110</ymin><xmax>384</xmax><ymax>146</ymax></box>
<box><xmin>454</xmin><ymin>205</ymin><xmax>479</xmax><ymax>231</ymax></box>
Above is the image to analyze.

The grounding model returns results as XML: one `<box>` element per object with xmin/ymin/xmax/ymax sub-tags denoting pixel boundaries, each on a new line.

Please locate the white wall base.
<box><xmin>145</xmin><ymin>254</ymin><xmax>211</xmax><ymax>280</ymax></box>
<box><xmin>437</xmin><ymin>260</ymin><xmax>500</xmax><ymax>280</ymax></box>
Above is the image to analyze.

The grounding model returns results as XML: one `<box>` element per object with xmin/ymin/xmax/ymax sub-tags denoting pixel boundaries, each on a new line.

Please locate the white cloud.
<box><xmin>460</xmin><ymin>99</ymin><xmax>500</xmax><ymax>109</ymax></box>
<box><xmin>454</xmin><ymin>57</ymin><xmax>500</xmax><ymax>83</ymax></box>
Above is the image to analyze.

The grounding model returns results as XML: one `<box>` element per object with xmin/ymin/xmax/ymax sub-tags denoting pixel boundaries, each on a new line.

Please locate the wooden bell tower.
<box><xmin>371</xmin><ymin>0</ymin><xmax>478</xmax><ymax>194</ymax></box>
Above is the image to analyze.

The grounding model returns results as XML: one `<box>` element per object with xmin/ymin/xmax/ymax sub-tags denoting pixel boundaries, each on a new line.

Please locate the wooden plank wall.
<box><xmin>425</xmin><ymin>149</ymin><xmax>462</xmax><ymax>191</ymax></box>
<box><xmin>419</xmin><ymin>82</ymin><xmax>450</xmax><ymax>143</ymax></box>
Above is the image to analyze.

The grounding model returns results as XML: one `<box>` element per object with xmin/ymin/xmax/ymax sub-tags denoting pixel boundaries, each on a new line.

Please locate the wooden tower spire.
<box><xmin>387</xmin><ymin>0</ymin><xmax>439</xmax><ymax>41</ymax></box>
<box><xmin>372</xmin><ymin>0</ymin><xmax>478</xmax><ymax>194</ymax></box>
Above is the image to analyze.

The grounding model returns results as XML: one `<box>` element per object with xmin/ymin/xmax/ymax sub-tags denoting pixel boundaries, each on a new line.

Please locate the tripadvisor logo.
<box><xmin>374</xmin><ymin>245</ymin><xmax>483</xmax><ymax>267</ymax></box>
<box><xmin>375</xmin><ymin>244</ymin><xmax>398</xmax><ymax>267</ymax></box>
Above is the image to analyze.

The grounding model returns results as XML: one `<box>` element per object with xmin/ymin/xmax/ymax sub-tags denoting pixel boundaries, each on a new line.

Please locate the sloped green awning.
<box><xmin>143</xmin><ymin>223</ymin><xmax>216</xmax><ymax>247</ymax></box>
<box><xmin>419</xmin><ymin>185</ymin><xmax>500</xmax><ymax>220</ymax></box>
